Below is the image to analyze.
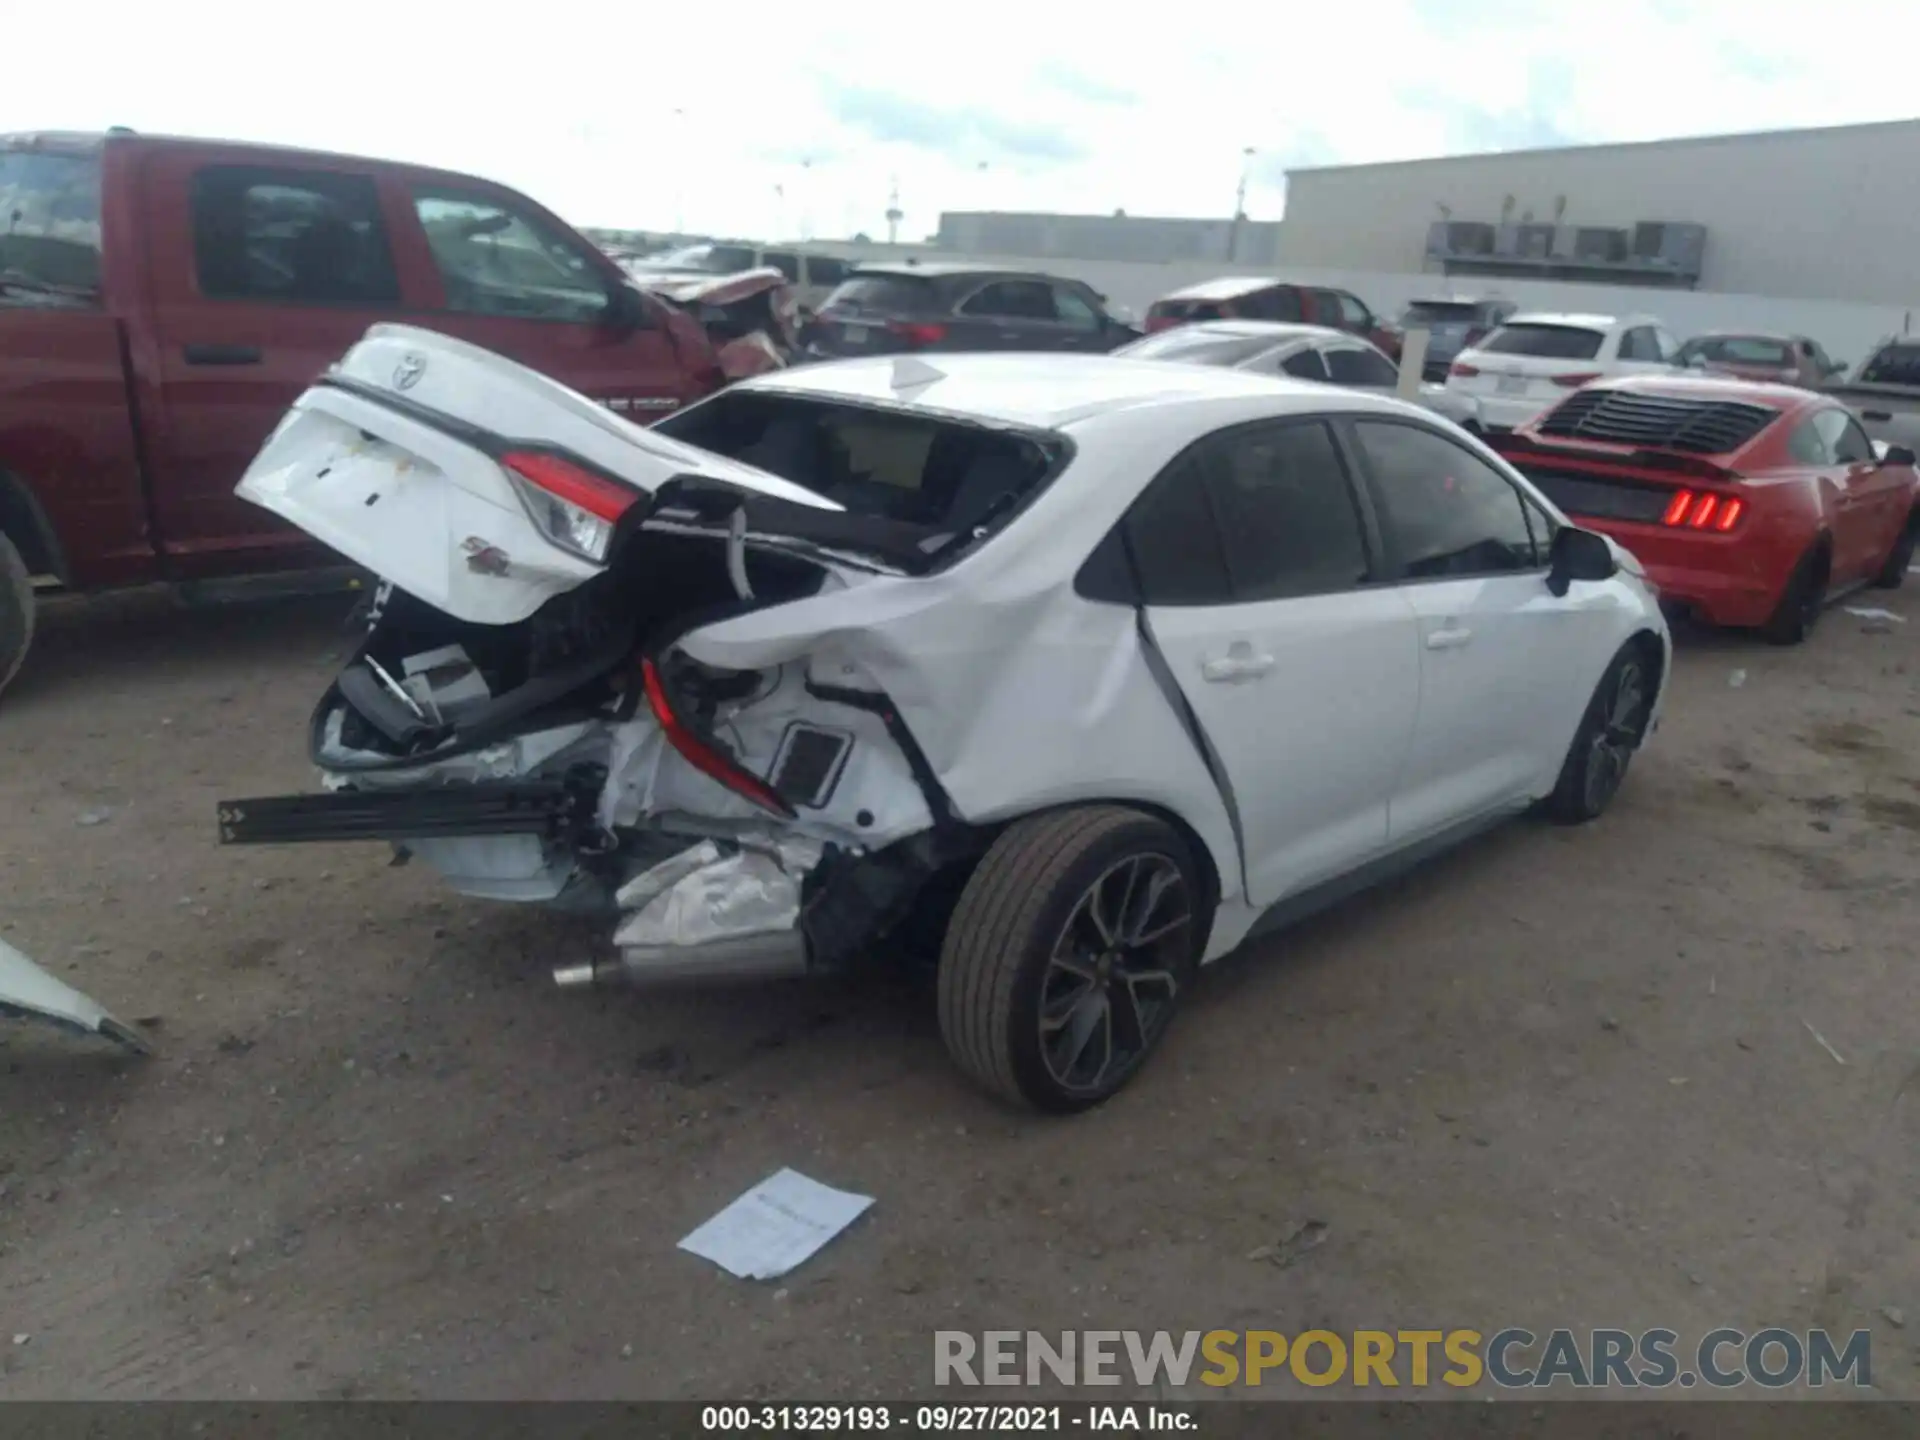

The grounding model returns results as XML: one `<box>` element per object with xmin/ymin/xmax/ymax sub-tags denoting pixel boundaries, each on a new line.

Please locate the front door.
<box><xmin>1345</xmin><ymin>417</ymin><xmax>1613</xmax><ymax>840</ymax></box>
<box><xmin>1125</xmin><ymin>418</ymin><xmax>1422</xmax><ymax>906</ymax></box>
<box><xmin>396</xmin><ymin>183</ymin><xmax>693</xmax><ymax>423</ymax></box>
<box><xmin>138</xmin><ymin>149</ymin><xmax>417</xmax><ymax>573</ymax></box>
<box><xmin>1813</xmin><ymin>408</ymin><xmax>1899</xmax><ymax>582</ymax></box>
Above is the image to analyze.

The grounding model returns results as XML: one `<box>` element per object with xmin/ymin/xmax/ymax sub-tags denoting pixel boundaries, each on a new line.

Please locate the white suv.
<box><xmin>220</xmin><ymin>331</ymin><xmax>1672</xmax><ymax>1112</ymax></box>
<box><xmin>1446</xmin><ymin>312</ymin><xmax>1682</xmax><ymax>431</ymax></box>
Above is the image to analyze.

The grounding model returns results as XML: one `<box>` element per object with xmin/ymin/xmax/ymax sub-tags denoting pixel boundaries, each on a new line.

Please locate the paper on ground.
<box><xmin>1842</xmin><ymin>606</ymin><xmax>1906</xmax><ymax>623</ymax></box>
<box><xmin>679</xmin><ymin>1168</ymin><xmax>874</xmax><ymax>1280</ymax></box>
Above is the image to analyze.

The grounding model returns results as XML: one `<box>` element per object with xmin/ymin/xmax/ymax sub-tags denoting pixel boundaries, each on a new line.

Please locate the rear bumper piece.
<box><xmin>1577</xmin><ymin>521</ymin><xmax>1788</xmax><ymax>629</ymax></box>
<box><xmin>216</xmin><ymin>774</ymin><xmax>601</xmax><ymax>847</ymax></box>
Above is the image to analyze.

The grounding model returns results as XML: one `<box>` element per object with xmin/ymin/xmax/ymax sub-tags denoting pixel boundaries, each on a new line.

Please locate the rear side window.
<box><xmin>960</xmin><ymin>280</ymin><xmax>1057</xmax><ymax>320</ymax></box>
<box><xmin>1120</xmin><ymin>454</ymin><xmax>1234</xmax><ymax>605</ymax></box>
<box><xmin>1354</xmin><ymin>420</ymin><xmax>1537</xmax><ymax>577</ymax></box>
<box><xmin>804</xmin><ymin>255</ymin><xmax>850</xmax><ymax>286</ymax></box>
<box><xmin>1281</xmin><ymin>349</ymin><xmax>1329</xmax><ymax>380</ymax></box>
<box><xmin>0</xmin><ymin>149</ymin><xmax>102</xmax><ymax>302</ymax></box>
<box><xmin>192</xmin><ymin>166</ymin><xmax>399</xmax><ymax>306</ymax></box>
<box><xmin>1618</xmin><ymin>327</ymin><xmax>1661</xmax><ymax>361</ymax></box>
<box><xmin>1237</xmin><ymin>286</ymin><xmax>1304</xmax><ymax>322</ymax></box>
<box><xmin>1479</xmin><ymin>324</ymin><xmax>1605</xmax><ymax>361</ymax></box>
<box><xmin>763</xmin><ymin>251</ymin><xmax>801</xmax><ymax>282</ymax></box>
<box><xmin>1326</xmin><ymin>347</ymin><xmax>1399</xmax><ymax>387</ymax></box>
<box><xmin>824</xmin><ymin>275</ymin><xmax>938</xmax><ymax>313</ymax></box>
<box><xmin>655</xmin><ymin>391</ymin><xmax>1059</xmax><ymax>531</ymax></box>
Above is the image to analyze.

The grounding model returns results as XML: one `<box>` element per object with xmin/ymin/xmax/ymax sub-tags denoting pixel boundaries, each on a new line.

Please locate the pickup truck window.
<box><xmin>0</xmin><ymin>150</ymin><xmax>103</xmax><ymax>305</ymax></box>
<box><xmin>413</xmin><ymin>190</ymin><xmax>610</xmax><ymax>324</ymax></box>
<box><xmin>191</xmin><ymin>167</ymin><xmax>399</xmax><ymax>306</ymax></box>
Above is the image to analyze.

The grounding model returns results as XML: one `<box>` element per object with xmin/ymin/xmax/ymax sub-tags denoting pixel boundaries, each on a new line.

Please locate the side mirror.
<box><xmin>1546</xmin><ymin>526</ymin><xmax>1617</xmax><ymax>597</ymax></box>
<box><xmin>1881</xmin><ymin>444</ymin><xmax>1916</xmax><ymax>466</ymax></box>
<box><xmin>603</xmin><ymin>284</ymin><xmax>653</xmax><ymax>334</ymax></box>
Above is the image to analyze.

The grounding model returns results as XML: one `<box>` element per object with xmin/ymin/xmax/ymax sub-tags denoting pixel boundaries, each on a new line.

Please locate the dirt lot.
<box><xmin>2</xmin><ymin>586</ymin><xmax>1918</xmax><ymax>1401</ymax></box>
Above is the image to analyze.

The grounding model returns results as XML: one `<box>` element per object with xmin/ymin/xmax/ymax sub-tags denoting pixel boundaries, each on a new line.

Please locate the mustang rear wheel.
<box><xmin>1545</xmin><ymin>642</ymin><xmax>1655</xmax><ymax>824</ymax></box>
<box><xmin>1761</xmin><ymin>541</ymin><xmax>1829</xmax><ymax>645</ymax></box>
<box><xmin>937</xmin><ymin>806</ymin><xmax>1202</xmax><ymax>1113</ymax></box>
<box><xmin>0</xmin><ymin>532</ymin><xmax>33</xmax><ymax>701</ymax></box>
<box><xmin>1872</xmin><ymin>512</ymin><xmax>1916</xmax><ymax>589</ymax></box>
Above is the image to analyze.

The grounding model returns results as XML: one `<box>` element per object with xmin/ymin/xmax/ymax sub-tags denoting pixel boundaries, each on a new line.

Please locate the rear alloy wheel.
<box><xmin>1872</xmin><ymin>513</ymin><xmax>1917</xmax><ymax>589</ymax></box>
<box><xmin>937</xmin><ymin>806</ymin><xmax>1202</xmax><ymax>1113</ymax></box>
<box><xmin>1761</xmin><ymin>542</ymin><xmax>1828</xmax><ymax>645</ymax></box>
<box><xmin>0</xmin><ymin>532</ymin><xmax>34</xmax><ymax>701</ymax></box>
<box><xmin>1545</xmin><ymin>644</ymin><xmax>1655</xmax><ymax>824</ymax></box>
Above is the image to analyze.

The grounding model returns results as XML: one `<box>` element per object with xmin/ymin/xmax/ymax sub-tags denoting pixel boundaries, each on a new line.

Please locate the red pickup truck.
<box><xmin>0</xmin><ymin>129</ymin><xmax>728</xmax><ymax>696</ymax></box>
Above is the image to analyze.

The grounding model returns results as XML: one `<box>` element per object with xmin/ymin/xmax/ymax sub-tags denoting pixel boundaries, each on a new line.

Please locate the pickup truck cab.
<box><xmin>0</xmin><ymin>129</ymin><xmax>724</xmax><ymax>696</ymax></box>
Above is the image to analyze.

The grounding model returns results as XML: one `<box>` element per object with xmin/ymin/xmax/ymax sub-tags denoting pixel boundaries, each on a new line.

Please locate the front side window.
<box><xmin>1325</xmin><ymin>345</ymin><xmax>1399</xmax><ymax>388</ymax></box>
<box><xmin>1618</xmin><ymin>327</ymin><xmax>1659</xmax><ymax>362</ymax></box>
<box><xmin>1238</xmin><ymin>286</ymin><xmax>1304</xmax><ymax>322</ymax></box>
<box><xmin>0</xmin><ymin>148</ymin><xmax>102</xmax><ymax>304</ymax></box>
<box><xmin>413</xmin><ymin>190</ymin><xmax>610</xmax><ymax>322</ymax></box>
<box><xmin>1813</xmin><ymin>409</ymin><xmax>1875</xmax><ymax>463</ymax></box>
<box><xmin>1788</xmin><ymin>418</ymin><xmax>1830</xmax><ymax>465</ymax></box>
<box><xmin>1053</xmin><ymin>286</ymin><xmax>1103</xmax><ymax>330</ymax></box>
<box><xmin>1355</xmin><ymin>420</ymin><xmax>1537</xmax><ymax>578</ymax></box>
<box><xmin>1335</xmin><ymin>292</ymin><xmax>1374</xmax><ymax>330</ymax></box>
<box><xmin>192</xmin><ymin>166</ymin><xmax>399</xmax><ymax>306</ymax></box>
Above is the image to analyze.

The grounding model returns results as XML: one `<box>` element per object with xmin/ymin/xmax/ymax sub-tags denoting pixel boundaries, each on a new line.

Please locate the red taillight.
<box><xmin>640</xmin><ymin>657</ymin><xmax>795</xmax><ymax>819</ymax></box>
<box><xmin>1550</xmin><ymin>372</ymin><xmax>1603</xmax><ymax>388</ymax></box>
<box><xmin>500</xmin><ymin>451</ymin><xmax>637</xmax><ymax>523</ymax></box>
<box><xmin>887</xmin><ymin>320</ymin><xmax>948</xmax><ymax>346</ymax></box>
<box><xmin>1660</xmin><ymin>489</ymin><xmax>1744</xmax><ymax>532</ymax></box>
<box><xmin>1449</xmin><ymin>361</ymin><xmax>1480</xmax><ymax>378</ymax></box>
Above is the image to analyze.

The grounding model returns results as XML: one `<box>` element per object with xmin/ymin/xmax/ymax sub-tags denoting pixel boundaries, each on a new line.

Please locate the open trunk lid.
<box><xmin>237</xmin><ymin>324</ymin><xmax>839</xmax><ymax>626</ymax></box>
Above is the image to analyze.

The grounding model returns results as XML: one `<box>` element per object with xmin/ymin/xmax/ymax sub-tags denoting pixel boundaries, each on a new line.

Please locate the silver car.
<box><xmin>1113</xmin><ymin>320</ymin><xmax>1484</xmax><ymax>430</ymax></box>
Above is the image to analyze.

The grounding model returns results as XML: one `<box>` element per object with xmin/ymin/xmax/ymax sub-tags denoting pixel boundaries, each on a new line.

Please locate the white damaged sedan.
<box><xmin>219</xmin><ymin>325</ymin><xmax>1671</xmax><ymax>1111</ymax></box>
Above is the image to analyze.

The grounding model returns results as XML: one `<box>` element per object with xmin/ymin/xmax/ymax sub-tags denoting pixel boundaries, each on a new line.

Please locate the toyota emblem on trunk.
<box><xmin>392</xmin><ymin>353</ymin><xmax>426</xmax><ymax>390</ymax></box>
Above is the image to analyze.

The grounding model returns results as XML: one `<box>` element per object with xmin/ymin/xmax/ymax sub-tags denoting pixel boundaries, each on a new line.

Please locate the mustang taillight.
<box><xmin>1662</xmin><ymin>489</ymin><xmax>1745</xmax><ymax>532</ymax></box>
<box><xmin>640</xmin><ymin>657</ymin><xmax>795</xmax><ymax>819</ymax></box>
<box><xmin>501</xmin><ymin>450</ymin><xmax>641</xmax><ymax>563</ymax></box>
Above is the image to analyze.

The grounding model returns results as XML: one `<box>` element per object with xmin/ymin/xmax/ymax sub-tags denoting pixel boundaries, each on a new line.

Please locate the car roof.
<box><xmin>737</xmin><ymin>352</ymin><xmax>1416</xmax><ymax>430</ymax></box>
<box><xmin>1684</xmin><ymin>329</ymin><xmax>1802</xmax><ymax>343</ymax></box>
<box><xmin>1407</xmin><ymin>294</ymin><xmax>1507</xmax><ymax>307</ymax></box>
<box><xmin>847</xmin><ymin>262</ymin><xmax>1047</xmax><ymax>281</ymax></box>
<box><xmin>1582</xmin><ymin>372</ymin><xmax>1825</xmax><ymax>413</ymax></box>
<box><xmin>1157</xmin><ymin>276</ymin><xmax>1289</xmax><ymax>303</ymax></box>
<box><xmin>1501</xmin><ymin>312</ymin><xmax>1630</xmax><ymax>331</ymax></box>
<box><xmin>1141</xmin><ymin>320</ymin><xmax>1349</xmax><ymax>345</ymax></box>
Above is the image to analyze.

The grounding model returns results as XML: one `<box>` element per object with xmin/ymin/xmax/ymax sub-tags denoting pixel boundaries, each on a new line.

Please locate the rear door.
<box><xmin>397</xmin><ymin>183</ymin><xmax>692</xmax><ymax>421</ymax></box>
<box><xmin>1124</xmin><ymin>418</ymin><xmax>1422</xmax><ymax>905</ymax></box>
<box><xmin>954</xmin><ymin>278</ymin><xmax>1074</xmax><ymax>350</ymax></box>
<box><xmin>138</xmin><ymin>148</ymin><xmax>417</xmax><ymax>571</ymax></box>
<box><xmin>1347</xmin><ymin>417</ymin><xmax>1614</xmax><ymax>838</ymax></box>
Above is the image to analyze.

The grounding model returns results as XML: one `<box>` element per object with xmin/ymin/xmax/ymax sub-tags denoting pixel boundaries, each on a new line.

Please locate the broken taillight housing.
<box><xmin>1660</xmin><ymin>490</ymin><xmax>1745</xmax><ymax>532</ymax></box>
<box><xmin>641</xmin><ymin>657</ymin><xmax>796</xmax><ymax>819</ymax></box>
<box><xmin>501</xmin><ymin>450</ymin><xmax>641</xmax><ymax>564</ymax></box>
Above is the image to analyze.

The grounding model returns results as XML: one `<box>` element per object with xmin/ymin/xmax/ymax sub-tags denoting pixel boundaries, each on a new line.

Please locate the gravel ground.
<box><xmin>1</xmin><ymin>587</ymin><xmax>1917</xmax><ymax>1401</ymax></box>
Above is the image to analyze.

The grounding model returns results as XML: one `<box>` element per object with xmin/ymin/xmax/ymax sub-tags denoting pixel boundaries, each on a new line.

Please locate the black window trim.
<box><xmin>1336</xmin><ymin>413</ymin><xmax>1553</xmax><ymax>586</ymax></box>
<box><xmin>1075</xmin><ymin>413</ymin><xmax>1392</xmax><ymax>609</ymax></box>
<box><xmin>189</xmin><ymin>163</ymin><xmax>402</xmax><ymax>312</ymax></box>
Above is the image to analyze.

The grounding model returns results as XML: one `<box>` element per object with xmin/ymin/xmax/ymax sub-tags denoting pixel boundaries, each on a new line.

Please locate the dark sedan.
<box><xmin>805</xmin><ymin>264</ymin><xmax>1138</xmax><ymax>359</ymax></box>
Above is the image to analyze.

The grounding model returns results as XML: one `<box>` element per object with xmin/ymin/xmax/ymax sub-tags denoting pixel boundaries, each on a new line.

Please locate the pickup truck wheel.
<box><xmin>937</xmin><ymin>806</ymin><xmax>1201</xmax><ymax>1113</ymax></box>
<box><xmin>1871</xmin><ymin>511</ymin><xmax>1917</xmax><ymax>589</ymax></box>
<box><xmin>1761</xmin><ymin>541</ymin><xmax>1829</xmax><ymax>646</ymax></box>
<box><xmin>0</xmin><ymin>532</ymin><xmax>33</xmax><ymax>700</ymax></box>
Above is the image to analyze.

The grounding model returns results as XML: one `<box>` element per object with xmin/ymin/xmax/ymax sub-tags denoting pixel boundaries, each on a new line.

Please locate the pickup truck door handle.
<box><xmin>1201</xmin><ymin>644</ymin><xmax>1275</xmax><ymax>683</ymax></box>
<box><xmin>1425</xmin><ymin>625</ymin><xmax>1474</xmax><ymax>651</ymax></box>
<box><xmin>182</xmin><ymin>344</ymin><xmax>264</xmax><ymax>366</ymax></box>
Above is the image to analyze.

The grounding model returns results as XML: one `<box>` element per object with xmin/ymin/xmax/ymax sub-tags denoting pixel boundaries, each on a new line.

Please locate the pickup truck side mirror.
<box><xmin>1880</xmin><ymin>444</ymin><xmax>1917</xmax><ymax>467</ymax></box>
<box><xmin>603</xmin><ymin>284</ymin><xmax>653</xmax><ymax>335</ymax></box>
<box><xmin>1546</xmin><ymin>526</ymin><xmax>1617</xmax><ymax>597</ymax></box>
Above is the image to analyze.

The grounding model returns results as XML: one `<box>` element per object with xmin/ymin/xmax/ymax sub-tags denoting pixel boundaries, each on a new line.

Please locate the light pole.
<box><xmin>1229</xmin><ymin>146</ymin><xmax>1255</xmax><ymax>263</ymax></box>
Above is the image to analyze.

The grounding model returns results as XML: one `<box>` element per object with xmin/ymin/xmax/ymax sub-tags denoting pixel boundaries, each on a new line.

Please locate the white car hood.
<box><xmin>0</xmin><ymin>936</ymin><xmax>150</xmax><ymax>1054</ymax></box>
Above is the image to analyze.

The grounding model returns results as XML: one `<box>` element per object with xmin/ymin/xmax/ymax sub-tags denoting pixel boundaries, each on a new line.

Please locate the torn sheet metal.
<box><xmin>613</xmin><ymin>835</ymin><xmax>824</xmax><ymax>951</ymax></box>
<box><xmin>0</xmin><ymin>936</ymin><xmax>150</xmax><ymax>1054</ymax></box>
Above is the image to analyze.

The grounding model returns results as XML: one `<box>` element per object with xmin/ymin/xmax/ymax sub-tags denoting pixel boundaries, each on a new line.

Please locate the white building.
<box><xmin>1278</xmin><ymin>118</ymin><xmax>1920</xmax><ymax>306</ymax></box>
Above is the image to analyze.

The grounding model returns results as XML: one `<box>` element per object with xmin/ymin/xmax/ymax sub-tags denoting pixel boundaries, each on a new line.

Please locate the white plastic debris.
<box><xmin>678</xmin><ymin>1168</ymin><xmax>874</xmax><ymax>1281</ymax></box>
<box><xmin>1728</xmin><ymin>669</ymin><xmax>1747</xmax><ymax>689</ymax></box>
<box><xmin>613</xmin><ymin>836</ymin><xmax>824</xmax><ymax>950</ymax></box>
<box><xmin>0</xmin><ymin>937</ymin><xmax>150</xmax><ymax>1055</ymax></box>
<box><xmin>1843</xmin><ymin>606</ymin><xmax>1905</xmax><ymax>624</ymax></box>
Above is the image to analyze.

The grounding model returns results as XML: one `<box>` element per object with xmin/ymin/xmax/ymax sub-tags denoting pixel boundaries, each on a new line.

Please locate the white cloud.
<box><xmin>6</xmin><ymin>0</ymin><xmax>1918</xmax><ymax>242</ymax></box>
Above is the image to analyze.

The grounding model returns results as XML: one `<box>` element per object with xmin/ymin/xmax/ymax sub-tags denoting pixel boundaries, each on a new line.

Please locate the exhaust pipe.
<box><xmin>553</xmin><ymin>930</ymin><xmax>809</xmax><ymax>989</ymax></box>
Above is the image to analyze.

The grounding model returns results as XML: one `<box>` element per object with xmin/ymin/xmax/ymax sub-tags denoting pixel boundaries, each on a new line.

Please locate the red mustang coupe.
<box><xmin>1491</xmin><ymin>376</ymin><xmax>1920</xmax><ymax>644</ymax></box>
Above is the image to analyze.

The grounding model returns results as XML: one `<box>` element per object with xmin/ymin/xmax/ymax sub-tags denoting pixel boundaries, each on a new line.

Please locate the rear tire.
<box><xmin>1871</xmin><ymin>511</ymin><xmax>1916</xmax><ymax>589</ymax></box>
<box><xmin>1544</xmin><ymin>642</ymin><xmax>1656</xmax><ymax>824</ymax></box>
<box><xmin>937</xmin><ymin>806</ymin><xmax>1202</xmax><ymax>1113</ymax></box>
<box><xmin>1760</xmin><ymin>541</ymin><xmax>1829</xmax><ymax>646</ymax></box>
<box><xmin>0</xmin><ymin>532</ymin><xmax>33</xmax><ymax>701</ymax></box>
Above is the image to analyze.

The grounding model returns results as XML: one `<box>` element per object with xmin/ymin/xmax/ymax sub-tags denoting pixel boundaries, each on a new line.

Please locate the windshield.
<box><xmin>1680</xmin><ymin>335</ymin><xmax>1792</xmax><ymax>367</ymax></box>
<box><xmin>1479</xmin><ymin>323</ymin><xmax>1605</xmax><ymax>360</ymax></box>
<box><xmin>1114</xmin><ymin>329</ymin><xmax>1278</xmax><ymax>366</ymax></box>
<box><xmin>655</xmin><ymin>390</ymin><xmax>1062</xmax><ymax>542</ymax></box>
<box><xmin>1858</xmin><ymin>344</ymin><xmax>1920</xmax><ymax>386</ymax></box>
<box><xmin>1401</xmin><ymin>301</ymin><xmax>1481</xmax><ymax>325</ymax></box>
<box><xmin>0</xmin><ymin>149</ymin><xmax>103</xmax><ymax>304</ymax></box>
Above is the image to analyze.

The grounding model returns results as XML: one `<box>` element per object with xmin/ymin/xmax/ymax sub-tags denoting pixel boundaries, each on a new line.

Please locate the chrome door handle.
<box><xmin>1425</xmin><ymin>626</ymin><xmax>1474</xmax><ymax>651</ymax></box>
<box><xmin>1202</xmin><ymin>650</ymin><xmax>1275</xmax><ymax>683</ymax></box>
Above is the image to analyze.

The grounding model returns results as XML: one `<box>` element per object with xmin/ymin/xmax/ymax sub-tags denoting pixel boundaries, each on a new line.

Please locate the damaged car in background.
<box><xmin>631</xmin><ymin>266</ymin><xmax>805</xmax><ymax>380</ymax></box>
<box><xmin>216</xmin><ymin>327</ymin><xmax>1671</xmax><ymax>1110</ymax></box>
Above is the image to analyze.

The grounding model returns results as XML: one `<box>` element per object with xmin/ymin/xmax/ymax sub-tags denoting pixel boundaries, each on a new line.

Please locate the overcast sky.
<box><xmin>8</xmin><ymin>0</ymin><xmax>1913</xmax><ymax>243</ymax></box>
